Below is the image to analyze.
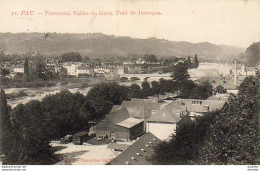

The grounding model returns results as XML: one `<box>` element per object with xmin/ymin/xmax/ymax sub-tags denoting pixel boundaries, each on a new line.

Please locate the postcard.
<box><xmin>0</xmin><ymin>0</ymin><xmax>259</xmax><ymax>171</ymax></box>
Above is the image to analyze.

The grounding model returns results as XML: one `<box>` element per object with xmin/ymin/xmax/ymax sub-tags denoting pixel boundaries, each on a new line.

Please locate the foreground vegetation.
<box><xmin>151</xmin><ymin>76</ymin><xmax>259</xmax><ymax>165</ymax></box>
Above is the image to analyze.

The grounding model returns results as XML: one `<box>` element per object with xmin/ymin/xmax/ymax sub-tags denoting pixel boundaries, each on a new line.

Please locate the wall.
<box><xmin>130</xmin><ymin>122</ymin><xmax>145</xmax><ymax>139</ymax></box>
<box><xmin>146</xmin><ymin>122</ymin><xmax>176</xmax><ymax>141</ymax></box>
<box><xmin>94</xmin><ymin>117</ymin><xmax>131</xmax><ymax>140</ymax></box>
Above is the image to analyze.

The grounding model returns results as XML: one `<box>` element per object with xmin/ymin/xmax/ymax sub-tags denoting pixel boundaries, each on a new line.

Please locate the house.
<box><xmin>94</xmin><ymin>108</ymin><xmax>145</xmax><ymax>140</ymax></box>
<box><xmin>176</xmin><ymin>99</ymin><xmax>226</xmax><ymax>119</ymax></box>
<box><xmin>62</xmin><ymin>62</ymin><xmax>83</xmax><ymax>76</ymax></box>
<box><xmin>110</xmin><ymin>98</ymin><xmax>180</xmax><ymax>140</ymax></box>
<box><xmin>105</xmin><ymin>66</ymin><xmax>120</xmax><ymax>80</ymax></box>
<box><xmin>107</xmin><ymin>132</ymin><xmax>161</xmax><ymax>165</ymax></box>
<box><xmin>76</xmin><ymin>65</ymin><xmax>93</xmax><ymax>76</ymax></box>
<box><xmin>135</xmin><ymin>58</ymin><xmax>146</xmax><ymax>64</ymax></box>
<box><xmin>146</xmin><ymin>107</ymin><xmax>188</xmax><ymax>141</ymax></box>
<box><xmin>13</xmin><ymin>65</ymin><xmax>24</xmax><ymax>73</ymax></box>
<box><xmin>45</xmin><ymin>58</ymin><xmax>59</xmax><ymax>67</ymax></box>
<box><xmin>93</xmin><ymin>66</ymin><xmax>110</xmax><ymax>77</ymax></box>
<box><xmin>144</xmin><ymin>100</ymin><xmax>189</xmax><ymax>140</ymax></box>
<box><xmin>62</xmin><ymin>62</ymin><xmax>94</xmax><ymax>77</ymax></box>
<box><xmin>117</xmin><ymin>66</ymin><xmax>125</xmax><ymax>75</ymax></box>
<box><xmin>179</xmin><ymin>99</ymin><xmax>226</xmax><ymax>113</ymax></box>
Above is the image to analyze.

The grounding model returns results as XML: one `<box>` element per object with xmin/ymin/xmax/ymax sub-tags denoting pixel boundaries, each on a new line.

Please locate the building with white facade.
<box><xmin>76</xmin><ymin>65</ymin><xmax>93</xmax><ymax>76</ymax></box>
<box><xmin>62</xmin><ymin>62</ymin><xmax>93</xmax><ymax>77</ymax></box>
<box><xmin>13</xmin><ymin>65</ymin><xmax>24</xmax><ymax>73</ymax></box>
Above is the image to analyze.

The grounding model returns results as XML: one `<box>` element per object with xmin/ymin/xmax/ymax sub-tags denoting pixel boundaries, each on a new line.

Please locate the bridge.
<box><xmin>119</xmin><ymin>73</ymin><xmax>172</xmax><ymax>82</ymax></box>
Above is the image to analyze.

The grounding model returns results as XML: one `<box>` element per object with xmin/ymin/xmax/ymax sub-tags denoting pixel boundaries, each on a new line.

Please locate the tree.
<box><xmin>8</xmin><ymin>101</ymin><xmax>53</xmax><ymax>164</ymax></box>
<box><xmin>214</xmin><ymin>85</ymin><xmax>227</xmax><ymax>94</ymax></box>
<box><xmin>171</xmin><ymin>62</ymin><xmax>190</xmax><ymax>83</ymax></box>
<box><xmin>151</xmin><ymin>76</ymin><xmax>259</xmax><ymax>165</ymax></box>
<box><xmin>186</xmin><ymin>56</ymin><xmax>192</xmax><ymax>68</ymax></box>
<box><xmin>0</xmin><ymin>89</ymin><xmax>12</xmax><ymax>154</ymax></box>
<box><xmin>59</xmin><ymin>67</ymin><xmax>68</xmax><ymax>79</ymax></box>
<box><xmin>0</xmin><ymin>68</ymin><xmax>10</xmax><ymax>77</ymax></box>
<box><xmin>130</xmin><ymin>84</ymin><xmax>143</xmax><ymax>98</ymax></box>
<box><xmin>60</xmin><ymin>52</ymin><xmax>82</xmax><ymax>62</ymax></box>
<box><xmin>24</xmin><ymin>58</ymin><xmax>29</xmax><ymax>76</ymax></box>
<box><xmin>82</xmin><ymin>56</ymin><xmax>90</xmax><ymax>62</ymax></box>
<box><xmin>41</xmin><ymin>90</ymin><xmax>90</xmax><ymax>139</ymax></box>
<box><xmin>151</xmin><ymin>111</ymin><xmax>219</xmax><ymax>164</ymax></box>
<box><xmin>198</xmin><ymin>76</ymin><xmax>259</xmax><ymax>164</ymax></box>
<box><xmin>160</xmin><ymin>79</ymin><xmax>176</xmax><ymax>97</ymax></box>
<box><xmin>35</xmin><ymin>62</ymin><xmax>47</xmax><ymax>80</ymax></box>
<box><xmin>179</xmin><ymin>80</ymin><xmax>197</xmax><ymax>98</ymax></box>
<box><xmin>159</xmin><ymin>79</ymin><xmax>167</xmax><ymax>95</ymax></box>
<box><xmin>238</xmin><ymin>42</ymin><xmax>260</xmax><ymax>67</ymax></box>
<box><xmin>192</xmin><ymin>81</ymin><xmax>213</xmax><ymax>99</ymax></box>
<box><xmin>179</xmin><ymin>80</ymin><xmax>213</xmax><ymax>100</ymax></box>
<box><xmin>144</xmin><ymin>54</ymin><xmax>158</xmax><ymax>63</ymax></box>
<box><xmin>141</xmin><ymin>81</ymin><xmax>151</xmax><ymax>98</ymax></box>
<box><xmin>151</xmin><ymin>81</ymin><xmax>161</xmax><ymax>97</ymax></box>
<box><xmin>86</xmin><ymin>83</ymin><xmax>130</xmax><ymax>117</ymax></box>
<box><xmin>3</xmin><ymin>89</ymin><xmax>96</xmax><ymax>164</ymax></box>
<box><xmin>194</xmin><ymin>54</ymin><xmax>199</xmax><ymax>68</ymax></box>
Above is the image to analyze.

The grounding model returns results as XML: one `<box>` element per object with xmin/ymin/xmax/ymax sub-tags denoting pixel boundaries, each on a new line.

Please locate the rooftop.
<box><xmin>106</xmin><ymin>107</ymin><xmax>131</xmax><ymax>125</ymax></box>
<box><xmin>108</xmin><ymin>132</ymin><xmax>161</xmax><ymax>165</ymax></box>
<box><xmin>146</xmin><ymin>108</ymin><xmax>183</xmax><ymax>123</ymax></box>
<box><xmin>77</xmin><ymin>65</ymin><xmax>91</xmax><ymax>70</ymax></box>
<box><xmin>107</xmin><ymin>143</ymin><xmax>131</xmax><ymax>151</ymax></box>
<box><xmin>106</xmin><ymin>107</ymin><xmax>143</xmax><ymax>129</ymax></box>
<box><xmin>73</xmin><ymin>131</ymin><xmax>89</xmax><ymax>137</ymax></box>
<box><xmin>207</xmin><ymin>93</ymin><xmax>230</xmax><ymax>102</ymax></box>
<box><xmin>178</xmin><ymin>99</ymin><xmax>226</xmax><ymax>113</ymax></box>
<box><xmin>117</xmin><ymin>117</ymin><xmax>143</xmax><ymax>128</ymax></box>
<box><xmin>120</xmin><ymin>99</ymin><xmax>160</xmax><ymax>119</ymax></box>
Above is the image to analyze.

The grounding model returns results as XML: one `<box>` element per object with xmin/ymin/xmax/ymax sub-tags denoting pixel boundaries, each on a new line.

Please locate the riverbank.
<box><xmin>0</xmin><ymin>76</ymin><xmax>113</xmax><ymax>89</ymax></box>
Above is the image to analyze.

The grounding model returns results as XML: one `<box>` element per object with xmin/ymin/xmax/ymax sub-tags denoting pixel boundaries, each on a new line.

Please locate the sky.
<box><xmin>0</xmin><ymin>0</ymin><xmax>259</xmax><ymax>47</ymax></box>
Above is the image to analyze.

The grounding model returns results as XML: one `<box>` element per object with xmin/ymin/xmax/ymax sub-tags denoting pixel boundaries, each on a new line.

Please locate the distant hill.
<box><xmin>0</xmin><ymin>33</ymin><xmax>244</xmax><ymax>60</ymax></box>
<box><xmin>237</xmin><ymin>42</ymin><xmax>260</xmax><ymax>67</ymax></box>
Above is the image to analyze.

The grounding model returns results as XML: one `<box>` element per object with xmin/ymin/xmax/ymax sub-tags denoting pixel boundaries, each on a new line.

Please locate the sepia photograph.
<box><xmin>0</xmin><ymin>0</ymin><xmax>259</xmax><ymax>170</ymax></box>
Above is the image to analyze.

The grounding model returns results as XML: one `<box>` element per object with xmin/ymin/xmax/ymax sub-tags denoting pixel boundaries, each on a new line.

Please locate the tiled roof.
<box><xmin>106</xmin><ymin>107</ymin><xmax>131</xmax><ymax>125</ymax></box>
<box><xmin>108</xmin><ymin>132</ymin><xmax>161</xmax><ymax>165</ymax></box>
<box><xmin>13</xmin><ymin>65</ymin><xmax>24</xmax><ymax>68</ymax></box>
<box><xmin>120</xmin><ymin>100</ymin><xmax>160</xmax><ymax>119</ymax></box>
<box><xmin>178</xmin><ymin>99</ymin><xmax>226</xmax><ymax>113</ymax></box>
<box><xmin>106</xmin><ymin>107</ymin><xmax>143</xmax><ymax>129</ymax></box>
<box><xmin>207</xmin><ymin>94</ymin><xmax>230</xmax><ymax>102</ymax></box>
<box><xmin>131</xmin><ymin>98</ymin><xmax>158</xmax><ymax>103</ymax></box>
<box><xmin>107</xmin><ymin>143</ymin><xmax>130</xmax><ymax>151</ymax></box>
<box><xmin>77</xmin><ymin>65</ymin><xmax>91</xmax><ymax>70</ymax></box>
<box><xmin>146</xmin><ymin>108</ymin><xmax>181</xmax><ymax>123</ymax></box>
<box><xmin>164</xmin><ymin>100</ymin><xmax>184</xmax><ymax>113</ymax></box>
<box><xmin>110</xmin><ymin>105</ymin><xmax>123</xmax><ymax>112</ymax></box>
<box><xmin>117</xmin><ymin>117</ymin><xmax>143</xmax><ymax>128</ymax></box>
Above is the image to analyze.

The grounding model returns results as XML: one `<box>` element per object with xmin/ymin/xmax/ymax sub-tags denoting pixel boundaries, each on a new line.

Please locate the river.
<box><xmin>5</xmin><ymin>81</ymin><xmax>140</xmax><ymax>108</ymax></box>
<box><xmin>4</xmin><ymin>62</ymin><xmax>235</xmax><ymax>108</ymax></box>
